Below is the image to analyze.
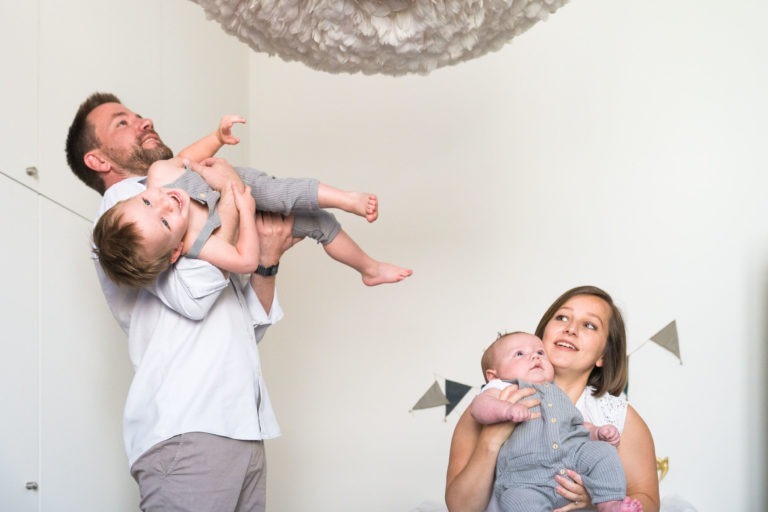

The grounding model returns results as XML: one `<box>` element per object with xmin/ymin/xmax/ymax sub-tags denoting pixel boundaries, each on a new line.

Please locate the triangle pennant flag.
<box><xmin>444</xmin><ymin>380</ymin><xmax>474</xmax><ymax>417</ymax></box>
<box><xmin>650</xmin><ymin>320</ymin><xmax>682</xmax><ymax>364</ymax></box>
<box><xmin>410</xmin><ymin>380</ymin><xmax>449</xmax><ymax>412</ymax></box>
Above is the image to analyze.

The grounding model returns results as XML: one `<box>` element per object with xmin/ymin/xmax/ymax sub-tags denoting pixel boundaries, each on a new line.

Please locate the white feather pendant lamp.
<box><xmin>188</xmin><ymin>0</ymin><xmax>570</xmax><ymax>76</ymax></box>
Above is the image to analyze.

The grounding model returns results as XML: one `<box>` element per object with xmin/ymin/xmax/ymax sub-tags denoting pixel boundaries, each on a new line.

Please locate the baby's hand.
<box><xmin>505</xmin><ymin>403</ymin><xmax>532</xmax><ymax>423</ymax></box>
<box><xmin>596</xmin><ymin>424</ymin><xmax>620</xmax><ymax>447</ymax></box>
<box><xmin>217</xmin><ymin>114</ymin><xmax>246</xmax><ymax>146</ymax></box>
<box><xmin>232</xmin><ymin>183</ymin><xmax>256</xmax><ymax>217</ymax></box>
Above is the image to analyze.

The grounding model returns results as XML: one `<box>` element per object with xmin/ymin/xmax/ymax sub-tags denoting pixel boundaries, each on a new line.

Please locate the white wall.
<box><xmin>243</xmin><ymin>1</ymin><xmax>768</xmax><ymax>511</ymax></box>
<box><xmin>2</xmin><ymin>0</ymin><xmax>766</xmax><ymax>510</ymax></box>
<box><xmin>1</xmin><ymin>0</ymin><xmax>250</xmax><ymax>509</ymax></box>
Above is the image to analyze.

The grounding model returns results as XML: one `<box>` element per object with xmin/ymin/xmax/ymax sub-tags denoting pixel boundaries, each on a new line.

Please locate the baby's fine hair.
<box><xmin>480</xmin><ymin>330</ymin><xmax>528</xmax><ymax>383</ymax></box>
<box><xmin>92</xmin><ymin>203</ymin><xmax>172</xmax><ymax>288</ymax></box>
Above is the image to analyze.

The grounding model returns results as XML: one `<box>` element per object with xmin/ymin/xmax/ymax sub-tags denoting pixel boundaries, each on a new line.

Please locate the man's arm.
<box><xmin>249</xmin><ymin>212</ymin><xmax>301</xmax><ymax>314</ymax></box>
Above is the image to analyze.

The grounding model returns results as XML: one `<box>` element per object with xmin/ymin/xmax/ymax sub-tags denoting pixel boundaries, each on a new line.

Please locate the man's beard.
<box><xmin>105</xmin><ymin>140</ymin><xmax>174</xmax><ymax>175</ymax></box>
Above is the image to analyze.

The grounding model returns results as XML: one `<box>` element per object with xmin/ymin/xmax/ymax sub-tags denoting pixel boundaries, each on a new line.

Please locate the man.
<box><xmin>66</xmin><ymin>92</ymin><xmax>297</xmax><ymax>511</ymax></box>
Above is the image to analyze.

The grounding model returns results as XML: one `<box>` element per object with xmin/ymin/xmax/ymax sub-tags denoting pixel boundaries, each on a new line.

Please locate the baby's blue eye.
<box><xmin>514</xmin><ymin>351</ymin><xmax>524</xmax><ymax>357</ymax></box>
<box><xmin>161</xmin><ymin>219</ymin><xmax>169</xmax><ymax>228</ymax></box>
<box><xmin>142</xmin><ymin>198</ymin><xmax>151</xmax><ymax>206</ymax></box>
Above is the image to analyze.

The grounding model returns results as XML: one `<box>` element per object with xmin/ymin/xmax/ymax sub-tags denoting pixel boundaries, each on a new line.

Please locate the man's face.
<box><xmin>88</xmin><ymin>102</ymin><xmax>173</xmax><ymax>175</ymax></box>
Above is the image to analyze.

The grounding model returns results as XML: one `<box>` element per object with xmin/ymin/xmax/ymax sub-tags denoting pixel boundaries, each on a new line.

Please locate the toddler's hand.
<box><xmin>232</xmin><ymin>183</ymin><xmax>256</xmax><ymax>217</ymax></box>
<box><xmin>217</xmin><ymin>114</ymin><xmax>246</xmax><ymax>145</ymax></box>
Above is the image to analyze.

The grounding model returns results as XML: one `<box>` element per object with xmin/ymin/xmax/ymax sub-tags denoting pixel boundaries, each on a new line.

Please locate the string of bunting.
<box><xmin>412</xmin><ymin>320</ymin><xmax>682</xmax><ymax>418</ymax></box>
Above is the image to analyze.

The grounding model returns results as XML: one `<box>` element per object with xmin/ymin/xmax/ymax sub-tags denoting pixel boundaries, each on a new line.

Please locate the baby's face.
<box><xmin>490</xmin><ymin>333</ymin><xmax>555</xmax><ymax>384</ymax></box>
<box><xmin>119</xmin><ymin>186</ymin><xmax>191</xmax><ymax>259</ymax></box>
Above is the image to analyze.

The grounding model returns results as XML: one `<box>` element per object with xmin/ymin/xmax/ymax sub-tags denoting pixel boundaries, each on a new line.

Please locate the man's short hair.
<box><xmin>65</xmin><ymin>92</ymin><xmax>121</xmax><ymax>195</ymax></box>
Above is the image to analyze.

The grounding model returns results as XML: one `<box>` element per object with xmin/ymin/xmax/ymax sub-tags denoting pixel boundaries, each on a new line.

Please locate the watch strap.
<box><xmin>254</xmin><ymin>262</ymin><xmax>279</xmax><ymax>277</ymax></box>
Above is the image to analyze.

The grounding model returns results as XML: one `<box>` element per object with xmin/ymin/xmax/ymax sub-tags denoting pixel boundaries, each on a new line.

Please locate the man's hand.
<box><xmin>249</xmin><ymin>212</ymin><xmax>302</xmax><ymax>313</ymax></box>
<box><xmin>256</xmin><ymin>212</ymin><xmax>302</xmax><ymax>267</ymax></box>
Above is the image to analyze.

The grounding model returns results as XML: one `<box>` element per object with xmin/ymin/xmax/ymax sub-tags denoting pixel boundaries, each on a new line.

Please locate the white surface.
<box><xmin>246</xmin><ymin>0</ymin><xmax>768</xmax><ymax>510</ymax></box>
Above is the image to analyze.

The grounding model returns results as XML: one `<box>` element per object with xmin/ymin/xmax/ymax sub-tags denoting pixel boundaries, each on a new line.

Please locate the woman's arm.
<box><xmin>618</xmin><ymin>405</ymin><xmax>660</xmax><ymax>512</ymax></box>
<box><xmin>554</xmin><ymin>405</ymin><xmax>660</xmax><ymax>512</ymax></box>
<box><xmin>446</xmin><ymin>386</ymin><xmax>537</xmax><ymax>512</ymax></box>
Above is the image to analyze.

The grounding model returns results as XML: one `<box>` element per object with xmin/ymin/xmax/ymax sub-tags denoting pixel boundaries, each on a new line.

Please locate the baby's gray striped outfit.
<box><xmin>494</xmin><ymin>379</ymin><xmax>626</xmax><ymax>512</ymax></box>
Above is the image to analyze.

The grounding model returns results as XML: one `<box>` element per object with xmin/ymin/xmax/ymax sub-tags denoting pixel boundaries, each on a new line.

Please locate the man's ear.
<box><xmin>84</xmin><ymin>150</ymin><xmax>112</xmax><ymax>172</ymax></box>
<box><xmin>169</xmin><ymin>242</ymin><xmax>184</xmax><ymax>264</ymax></box>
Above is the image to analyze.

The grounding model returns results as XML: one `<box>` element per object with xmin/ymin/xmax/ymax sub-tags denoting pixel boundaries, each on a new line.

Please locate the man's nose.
<box><xmin>139</xmin><ymin>117</ymin><xmax>155</xmax><ymax>132</ymax></box>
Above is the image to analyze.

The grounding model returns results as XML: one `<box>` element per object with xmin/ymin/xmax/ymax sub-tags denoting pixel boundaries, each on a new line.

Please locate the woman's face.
<box><xmin>541</xmin><ymin>294</ymin><xmax>612</xmax><ymax>375</ymax></box>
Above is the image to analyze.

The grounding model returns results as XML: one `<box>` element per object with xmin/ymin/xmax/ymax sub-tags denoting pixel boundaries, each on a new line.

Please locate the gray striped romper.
<box><xmin>494</xmin><ymin>379</ymin><xmax>626</xmax><ymax>512</ymax></box>
<box><xmin>166</xmin><ymin>167</ymin><xmax>341</xmax><ymax>258</ymax></box>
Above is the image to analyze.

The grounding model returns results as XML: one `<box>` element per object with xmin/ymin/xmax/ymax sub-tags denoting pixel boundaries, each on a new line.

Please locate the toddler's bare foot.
<box><xmin>362</xmin><ymin>261</ymin><xmax>413</xmax><ymax>286</ymax></box>
<box><xmin>346</xmin><ymin>192</ymin><xmax>378</xmax><ymax>223</ymax></box>
<box><xmin>596</xmin><ymin>497</ymin><xmax>643</xmax><ymax>512</ymax></box>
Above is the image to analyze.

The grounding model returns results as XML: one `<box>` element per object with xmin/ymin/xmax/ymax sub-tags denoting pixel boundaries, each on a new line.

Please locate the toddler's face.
<box><xmin>490</xmin><ymin>333</ymin><xmax>555</xmax><ymax>384</ymax></box>
<box><xmin>120</xmin><ymin>186</ymin><xmax>191</xmax><ymax>260</ymax></box>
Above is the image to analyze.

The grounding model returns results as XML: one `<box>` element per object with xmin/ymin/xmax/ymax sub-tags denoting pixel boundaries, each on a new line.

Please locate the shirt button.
<box><xmin>198</xmin><ymin>193</ymin><xmax>206</xmax><ymax>198</ymax></box>
<box><xmin>551</xmin><ymin>418</ymin><xmax>557</xmax><ymax>423</ymax></box>
<box><xmin>547</xmin><ymin>403</ymin><xmax>553</xmax><ymax>407</ymax></box>
<box><xmin>552</xmin><ymin>443</ymin><xmax>559</xmax><ymax>450</ymax></box>
<box><xmin>560</xmin><ymin>469</ymin><xmax>567</xmax><ymax>475</ymax></box>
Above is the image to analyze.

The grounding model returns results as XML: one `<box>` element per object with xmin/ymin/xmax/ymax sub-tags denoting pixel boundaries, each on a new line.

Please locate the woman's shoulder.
<box><xmin>576</xmin><ymin>386</ymin><xmax>628</xmax><ymax>433</ymax></box>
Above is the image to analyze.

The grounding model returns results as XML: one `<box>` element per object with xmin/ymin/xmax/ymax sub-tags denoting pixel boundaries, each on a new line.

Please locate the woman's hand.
<box><xmin>554</xmin><ymin>470</ymin><xmax>594</xmax><ymax>512</ymax></box>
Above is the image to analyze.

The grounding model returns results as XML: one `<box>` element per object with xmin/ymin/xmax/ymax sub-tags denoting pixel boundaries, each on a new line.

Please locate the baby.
<box><xmin>471</xmin><ymin>332</ymin><xmax>643</xmax><ymax>512</ymax></box>
<box><xmin>93</xmin><ymin>115</ymin><xmax>412</xmax><ymax>287</ymax></box>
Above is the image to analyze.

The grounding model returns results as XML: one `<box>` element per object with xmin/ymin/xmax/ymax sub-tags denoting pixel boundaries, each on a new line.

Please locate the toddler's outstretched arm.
<box><xmin>197</xmin><ymin>182</ymin><xmax>259</xmax><ymax>274</ymax></box>
<box><xmin>178</xmin><ymin>114</ymin><xmax>246</xmax><ymax>163</ymax></box>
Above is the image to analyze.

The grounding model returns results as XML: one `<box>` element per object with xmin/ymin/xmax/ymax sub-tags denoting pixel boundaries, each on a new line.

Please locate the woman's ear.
<box><xmin>595</xmin><ymin>356</ymin><xmax>604</xmax><ymax>368</ymax></box>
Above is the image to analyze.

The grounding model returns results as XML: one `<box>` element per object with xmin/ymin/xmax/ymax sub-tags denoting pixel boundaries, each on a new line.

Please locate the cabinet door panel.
<box><xmin>0</xmin><ymin>1</ymin><xmax>38</xmax><ymax>189</ymax></box>
<box><xmin>0</xmin><ymin>175</ymin><xmax>39</xmax><ymax>511</ymax></box>
<box><xmin>38</xmin><ymin>200</ymin><xmax>139</xmax><ymax>509</ymax></box>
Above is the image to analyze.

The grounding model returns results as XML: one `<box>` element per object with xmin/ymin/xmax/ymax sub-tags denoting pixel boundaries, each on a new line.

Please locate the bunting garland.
<box><xmin>414</xmin><ymin>320</ymin><xmax>683</xmax><ymax>419</ymax></box>
<box><xmin>410</xmin><ymin>378</ymin><xmax>476</xmax><ymax>419</ymax></box>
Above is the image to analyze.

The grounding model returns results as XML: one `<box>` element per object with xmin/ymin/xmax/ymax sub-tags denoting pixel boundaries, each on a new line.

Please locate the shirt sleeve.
<box><xmin>236</xmin><ymin>274</ymin><xmax>284</xmax><ymax>343</ymax></box>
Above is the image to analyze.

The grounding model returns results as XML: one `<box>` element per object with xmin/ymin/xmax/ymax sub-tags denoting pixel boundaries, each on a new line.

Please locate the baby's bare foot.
<box><xmin>346</xmin><ymin>192</ymin><xmax>378</xmax><ymax>223</ymax></box>
<box><xmin>362</xmin><ymin>262</ymin><xmax>413</xmax><ymax>286</ymax></box>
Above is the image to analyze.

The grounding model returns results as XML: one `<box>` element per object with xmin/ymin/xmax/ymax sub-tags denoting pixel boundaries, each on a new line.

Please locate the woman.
<box><xmin>445</xmin><ymin>286</ymin><xmax>660</xmax><ymax>512</ymax></box>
